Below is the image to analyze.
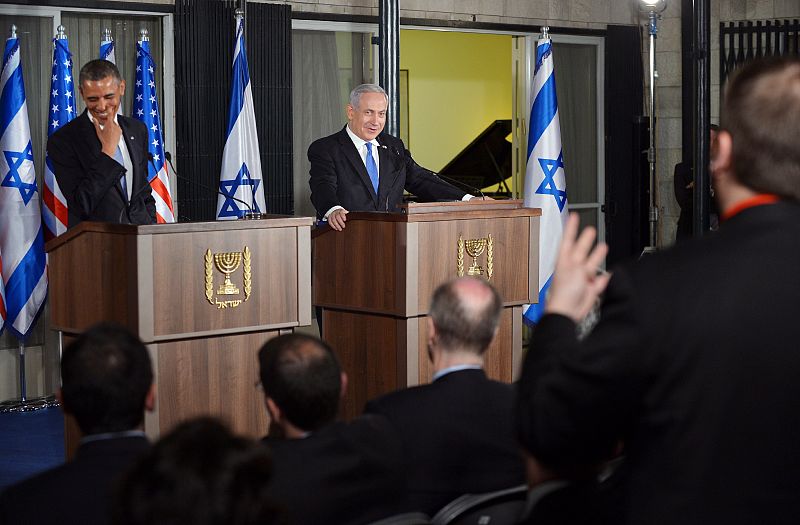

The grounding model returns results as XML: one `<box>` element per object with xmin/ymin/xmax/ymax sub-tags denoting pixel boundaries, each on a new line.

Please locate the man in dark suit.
<box><xmin>0</xmin><ymin>323</ymin><xmax>154</xmax><ymax>525</ymax></box>
<box><xmin>259</xmin><ymin>334</ymin><xmax>405</xmax><ymax>524</ymax></box>
<box><xmin>308</xmin><ymin>83</ymin><xmax>471</xmax><ymax>230</ymax></box>
<box><xmin>365</xmin><ymin>277</ymin><xmax>526</xmax><ymax>515</ymax></box>
<box><xmin>47</xmin><ymin>59</ymin><xmax>155</xmax><ymax>227</ymax></box>
<box><xmin>516</xmin><ymin>57</ymin><xmax>800</xmax><ymax>525</ymax></box>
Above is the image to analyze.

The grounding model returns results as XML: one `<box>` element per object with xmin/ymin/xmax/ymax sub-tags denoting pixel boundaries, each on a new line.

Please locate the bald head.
<box><xmin>429</xmin><ymin>277</ymin><xmax>502</xmax><ymax>355</ymax></box>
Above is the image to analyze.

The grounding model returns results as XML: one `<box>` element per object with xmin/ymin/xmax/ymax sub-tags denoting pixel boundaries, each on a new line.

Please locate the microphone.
<box><xmin>162</xmin><ymin>153</ymin><xmax>260</xmax><ymax>220</ymax></box>
<box><xmin>378</xmin><ymin>144</ymin><xmax>486</xmax><ymax>200</ymax></box>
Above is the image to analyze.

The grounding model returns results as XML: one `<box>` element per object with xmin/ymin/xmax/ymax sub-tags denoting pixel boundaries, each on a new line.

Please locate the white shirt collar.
<box><xmin>345</xmin><ymin>124</ymin><xmax>379</xmax><ymax>149</ymax></box>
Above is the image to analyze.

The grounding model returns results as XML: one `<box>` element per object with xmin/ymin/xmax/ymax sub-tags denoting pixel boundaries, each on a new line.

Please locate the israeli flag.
<box><xmin>217</xmin><ymin>12</ymin><xmax>265</xmax><ymax>220</ymax></box>
<box><xmin>0</xmin><ymin>31</ymin><xmax>48</xmax><ymax>339</ymax></box>
<box><xmin>523</xmin><ymin>33</ymin><xmax>568</xmax><ymax>325</ymax></box>
<box><xmin>99</xmin><ymin>31</ymin><xmax>115</xmax><ymax>63</ymax></box>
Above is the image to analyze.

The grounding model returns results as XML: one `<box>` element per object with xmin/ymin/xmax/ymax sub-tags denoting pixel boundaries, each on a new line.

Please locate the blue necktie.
<box><xmin>365</xmin><ymin>142</ymin><xmax>379</xmax><ymax>195</ymax></box>
<box><xmin>113</xmin><ymin>145</ymin><xmax>128</xmax><ymax>201</ymax></box>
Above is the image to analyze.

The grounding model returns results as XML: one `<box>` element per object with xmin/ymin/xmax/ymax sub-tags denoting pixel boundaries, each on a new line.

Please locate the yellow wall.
<box><xmin>399</xmin><ymin>30</ymin><xmax>512</xmax><ymax>172</ymax></box>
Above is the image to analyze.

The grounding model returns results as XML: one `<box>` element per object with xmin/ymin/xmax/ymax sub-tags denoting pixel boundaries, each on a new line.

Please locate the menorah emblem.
<box><xmin>464</xmin><ymin>238</ymin><xmax>487</xmax><ymax>276</ymax></box>
<box><xmin>204</xmin><ymin>247</ymin><xmax>253</xmax><ymax>309</ymax></box>
<box><xmin>457</xmin><ymin>234</ymin><xmax>494</xmax><ymax>280</ymax></box>
<box><xmin>214</xmin><ymin>252</ymin><xmax>242</xmax><ymax>295</ymax></box>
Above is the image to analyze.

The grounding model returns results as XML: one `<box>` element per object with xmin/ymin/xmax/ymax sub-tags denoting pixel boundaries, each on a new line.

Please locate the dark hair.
<box><xmin>258</xmin><ymin>334</ymin><xmax>341</xmax><ymax>431</ymax></box>
<box><xmin>60</xmin><ymin>323</ymin><xmax>152</xmax><ymax>435</ymax></box>
<box><xmin>721</xmin><ymin>57</ymin><xmax>800</xmax><ymax>199</ymax></box>
<box><xmin>429</xmin><ymin>277</ymin><xmax>502</xmax><ymax>354</ymax></box>
<box><xmin>114</xmin><ymin>417</ymin><xmax>283</xmax><ymax>525</ymax></box>
<box><xmin>78</xmin><ymin>59</ymin><xmax>122</xmax><ymax>86</ymax></box>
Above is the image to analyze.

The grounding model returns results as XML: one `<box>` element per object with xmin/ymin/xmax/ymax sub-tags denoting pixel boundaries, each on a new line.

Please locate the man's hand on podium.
<box><xmin>469</xmin><ymin>195</ymin><xmax>494</xmax><ymax>201</ymax></box>
<box><xmin>328</xmin><ymin>208</ymin><xmax>349</xmax><ymax>231</ymax></box>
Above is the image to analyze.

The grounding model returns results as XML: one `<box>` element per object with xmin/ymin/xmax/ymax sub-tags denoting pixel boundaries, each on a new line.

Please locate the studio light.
<box><xmin>640</xmin><ymin>0</ymin><xmax>667</xmax><ymax>254</ymax></box>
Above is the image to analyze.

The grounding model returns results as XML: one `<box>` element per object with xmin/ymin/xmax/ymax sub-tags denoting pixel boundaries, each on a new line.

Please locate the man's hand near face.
<box><xmin>93</xmin><ymin>118</ymin><xmax>122</xmax><ymax>159</ymax></box>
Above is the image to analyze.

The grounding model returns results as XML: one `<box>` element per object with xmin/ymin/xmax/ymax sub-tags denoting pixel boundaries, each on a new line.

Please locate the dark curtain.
<box><xmin>604</xmin><ymin>24</ymin><xmax>647</xmax><ymax>266</ymax></box>
<box><xmin>174</xmin><ymin>0</ymin><xmax>292</xmax><ymax>220</ymax></box>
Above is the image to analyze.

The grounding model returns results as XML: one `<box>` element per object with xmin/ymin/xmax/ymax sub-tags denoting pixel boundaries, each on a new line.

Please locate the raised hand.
<box><xmin>545</xmin><ymin>212</ymin><xmax>611</xmax><ymax>322</ymax></box>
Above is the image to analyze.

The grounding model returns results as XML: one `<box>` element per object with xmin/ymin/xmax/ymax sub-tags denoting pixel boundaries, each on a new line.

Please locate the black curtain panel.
<box><xmin>174</xmin><ymin>0</ymin><xmax>292</xmax><ymax>221</ymax></box>
<box><xmin>604</xmin><ymin>24</ymin><xmax>647</xmax><ymax>265</ymax></box>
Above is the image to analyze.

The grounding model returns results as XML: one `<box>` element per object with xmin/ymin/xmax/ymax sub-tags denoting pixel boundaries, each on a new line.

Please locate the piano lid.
<box><xmin>438</xmin><ymin>119</ymin><xmax>512</xmax><ymax>194</ymax></box>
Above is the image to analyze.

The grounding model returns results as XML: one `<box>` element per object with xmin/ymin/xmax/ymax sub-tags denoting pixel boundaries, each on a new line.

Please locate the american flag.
<box><xmin>42</xmin><ymin>29</ymin><xmax>75</xmax><ymax>240</ymax></box>
<box><xmin>132</xmin><ymin>34</ymin><xmax>174</xmax><ymax>223</ymax></box>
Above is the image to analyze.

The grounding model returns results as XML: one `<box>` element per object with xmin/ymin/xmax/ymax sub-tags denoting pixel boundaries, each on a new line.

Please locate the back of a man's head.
<box><xmin>258</xmin><ymin>334</ymin><xmax>341</xmax><ymax>432</ymax></box>
<box><xmin>429</xmin><ymin>277</ymin><xmax>503</xmax><ymax>355</ymax></box>
<box><xmin>61</xmin><ymin>323</ymin><xmax>153</xmax><ymax>435</ymax></box>
<box><xmin>721</xmin><ymin>57</ymin><xmax>800</xmax><ymax>199</ymax></box>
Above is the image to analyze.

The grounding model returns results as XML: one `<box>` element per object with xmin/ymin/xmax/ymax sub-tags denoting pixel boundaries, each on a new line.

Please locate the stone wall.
<box><xmin>657</xmin><ymin>0</ymin><xmax>800</xmax><ymax>245</ymax></box>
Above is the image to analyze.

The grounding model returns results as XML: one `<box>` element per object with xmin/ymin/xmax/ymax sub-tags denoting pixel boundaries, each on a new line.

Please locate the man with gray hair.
<box><xmin>308</xmin><ymin>83</ymin><xmax>473</xmax><ymax>230</ymax></box>
<box><xmin>365</xmin><ymin>277</ymin><xmax>525</xmax><ymax>514</ymax></box>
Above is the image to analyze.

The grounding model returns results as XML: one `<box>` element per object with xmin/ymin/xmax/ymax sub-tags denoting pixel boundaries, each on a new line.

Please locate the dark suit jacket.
<box><xmin>308</xmin><ymin>127</ymin><xmax>466</xmax><ymax>217</ymax></box>
<box><xmin>0</xmin><ymin>435</ymin><xmax>149</xmax><ymax>525</ymax></box>
<box><xmin>47</xmin><ymin>110</ymin><xmax>156</xmax><ymax>227</ymax></box>
<box><xmin>364</xmin><ymin>369</ymin><xmax>526</xmax><ymax>515</ymax></box>
<box><xmin>263</xmin><ymin>415</ymin><xmax>406</xmax><ymax>525</ymax></box>
<box><xmin>516</xmin><ymin>201</ymin><xmax>800</xmax><ymax>525</ymax></box>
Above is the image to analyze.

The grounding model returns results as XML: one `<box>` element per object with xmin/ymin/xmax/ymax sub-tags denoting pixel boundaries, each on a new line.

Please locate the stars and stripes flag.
<box><xmin>133</xmin><ymin>36</ymin><xmax>174</xmax><ymax>223</ymax></box>
<box><xmin>523</xmin><ymin>31</ymin><xmax>568</xmax><ymax>325</ymax></box>
<box><xmin>99</xmin><ymin>30</ymin><xmax>115</xmax><ymax>63</ymax></box>
<box><xmin>217</xmin><ymin>11</ymin><xmax>265</xmax><ymax>220</ymax></box>
<box><xmin>0</xmin><ymin>31</ymin><xmax>47</xmax><ymax>339</ymax></box>
<box><xmin>42</xmin><ymin>31</ymin><xmax>75</xmax><ymax>240</ymax></box>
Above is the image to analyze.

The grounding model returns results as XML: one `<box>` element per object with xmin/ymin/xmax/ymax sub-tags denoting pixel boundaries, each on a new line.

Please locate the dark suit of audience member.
<box><xmin>258</xmin><ymin>334</ymin><xmax>405</xmax><ymax>525</ymax></box>
<box><xmin>114</xmin><ymin>418</ymin><xmax>282</xmax><ymax>525</ymax></box>
<box><xmin>47</xmin><ymin>59</ymin><xmax>155</xmax><ymax>228</ymax></box>
<box><xmin>365</xmin><ymin>277</ymin><xmax>525</xmax><ymax>515</ymax></box>
<box><xmin>516</xmin><ymin>58</ymin><xmax>800</xmax><ymax>525</ymax></box>
<box><xmin>0</xmin><ymin>324</ymin><xmax>154</xmax><ymax>525</ymax></box>
<box><xmin>308</xmin><ymin>84</ymin><xmax>466</xmax><ymax>231</ymax></box>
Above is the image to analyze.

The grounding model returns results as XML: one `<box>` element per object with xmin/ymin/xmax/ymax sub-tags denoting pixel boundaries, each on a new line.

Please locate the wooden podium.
<box><xmin>46</xmin><ymin>217</ymin><xmax>313</xmax><ymax>448</ymax></box>
<box><xmin>313</xmin><ymin>200</ymin><xmax>540</xmax><ymax>418</ymax></box>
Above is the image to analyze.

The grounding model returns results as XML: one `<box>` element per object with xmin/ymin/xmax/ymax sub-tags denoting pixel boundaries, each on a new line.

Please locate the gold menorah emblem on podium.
<box><xmin>204</xmin><ymin>246</ymin><xmax>252</xmax><ymax>309</ymax></box>
<box><xmin>214</xmin><ymin>252</ymin><xmax>242</xmax><ymax>295</ymax></box>
<box><xmin>457</xmin><ymin>234</ymin><xmax>494</xmax><ymax>280</ymax></box>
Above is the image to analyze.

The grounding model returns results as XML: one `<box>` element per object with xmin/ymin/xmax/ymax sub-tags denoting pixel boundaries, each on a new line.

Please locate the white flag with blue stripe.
<box><xmin>523</xmin><ymin>34</ymin><xmax>568</xmax><ymax>325</ymax></box>
<box><xmin>99</xmin><ymin>32</ymin><xmax>115</xmax><ymax>64</ymax></box>
<box><xmin>217</xmin><ymin>13</ymin><xmax>265</xmax><ymax>220</ymax></box>
<box><xmin>0</xmin><ymin>33</ymin><xmax>48</xmax><ymax>339</ymax></box>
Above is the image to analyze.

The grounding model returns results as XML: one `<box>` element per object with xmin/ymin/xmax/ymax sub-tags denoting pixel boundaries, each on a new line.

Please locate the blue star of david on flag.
<box><xmin>218</xmin><ymin>163</ymin><xmax>262</xmax><ymax>218</ymax></box>
<box><xmin>535</xmin><ymin>152</ymin><xmax>567</xmax><ymax>212</ymax></box>
<box><xmin>2</xmin><ymin>142</ymin><xmax>37</xmax><ymax>205</ymax></box>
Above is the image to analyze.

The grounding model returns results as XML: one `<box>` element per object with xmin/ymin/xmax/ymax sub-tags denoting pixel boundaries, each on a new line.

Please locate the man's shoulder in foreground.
<box><xmin>0</xmin><ymin>435</ymin><xmax>149</xmax><ymax>525</ymax></box>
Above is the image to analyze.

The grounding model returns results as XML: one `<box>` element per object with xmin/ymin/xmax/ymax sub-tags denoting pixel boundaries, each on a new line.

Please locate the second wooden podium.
<box><xmin>313</xmin><ymin>200</ymin><xmax>540</xmax><ymax>418</ymax></box>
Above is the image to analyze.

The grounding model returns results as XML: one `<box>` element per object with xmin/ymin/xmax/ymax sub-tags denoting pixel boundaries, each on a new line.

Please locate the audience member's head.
<box><xmin>717</xmin><ymin>57</ymin><xmax>800</xmax><ymax>201</ymax></box>
<box><xmin>114</xmin><ymin>417</ymin><xmax>281</xmax><ymax>525</ymax></box>
<box><xmin>428</xmin><ymin>277</ymin><xmax>503</xmax><ymax>361</ymax></box>
<box><xmin>258</xmin><ymin>334</ymin><xmax>345</xmax><ymax>435</ymax></box>
<box><xmin>59</xmin><ymin>323</ymin><xmax>154</xmax><ymax>435</ymax></box>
